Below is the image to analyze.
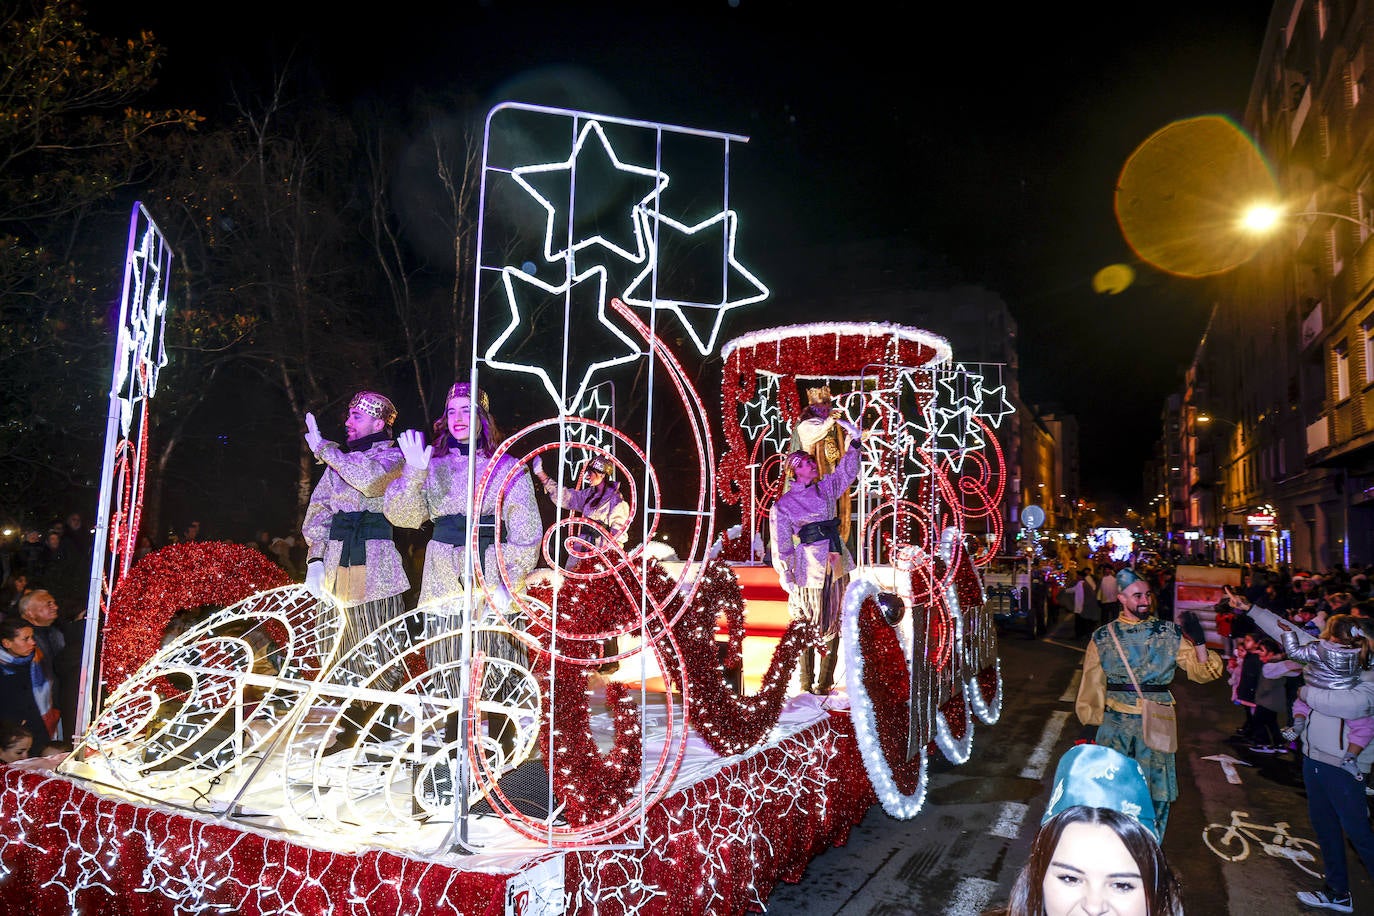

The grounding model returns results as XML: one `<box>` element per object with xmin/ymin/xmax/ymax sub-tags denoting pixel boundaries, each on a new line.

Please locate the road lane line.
<box><xmin>944</xmin><ymin>877</ymin><xmax>998</xmax><ymax>915</ymax></box>
<box><xmin>1059</xmin><ymin>669</ymin><xmax>1081</xmax><ymax>703</ymax></box>
<box><xmin>989</xmin><ymin>801</ymin><xmax>1030</xmax><ymax>839</ymax></box>
<box><xmin>1019</xmin><ymin>710</ymin><xmax>1070</xmax><ymax>780</ymax></box>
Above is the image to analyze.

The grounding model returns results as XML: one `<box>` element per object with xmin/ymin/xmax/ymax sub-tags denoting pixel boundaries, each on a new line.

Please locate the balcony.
<box><xmin>1307</xmin><ymin>415</ymin><xmax>1330</xmax><ymax>454</ymax></box>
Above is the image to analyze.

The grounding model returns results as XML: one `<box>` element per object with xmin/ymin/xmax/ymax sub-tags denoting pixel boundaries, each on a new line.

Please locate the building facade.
<box><xmin>1164</xmin><ymin>0</ymin><xmax>1374</xmax><ymax>570</ymax></box>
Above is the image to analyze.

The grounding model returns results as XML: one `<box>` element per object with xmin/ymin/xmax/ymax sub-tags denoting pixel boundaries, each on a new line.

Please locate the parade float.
<box><xmin>0</xmin><ymin>103</ymin><xmax>1009</xmax><ymax>915</ymax></box>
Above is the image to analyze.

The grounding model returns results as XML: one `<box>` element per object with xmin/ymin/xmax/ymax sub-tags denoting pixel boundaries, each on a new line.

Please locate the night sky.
<box><xmin>95</xmin><ymin>1</ymin><xmax>1273</xmax><ymax>508</ymax></box>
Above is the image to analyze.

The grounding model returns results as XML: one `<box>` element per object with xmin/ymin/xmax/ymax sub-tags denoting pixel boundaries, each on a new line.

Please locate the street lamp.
<box><xmin>1195</xmin><ymin>413</ymin><xmax>1237</xmax><ymax>429</ymax></box>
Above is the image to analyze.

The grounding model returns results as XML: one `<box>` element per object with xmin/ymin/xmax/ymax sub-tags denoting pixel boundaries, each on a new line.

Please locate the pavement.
<box><xmin>759</xmin><ymin>610</ymin><xmax>1374</xmax><ymax>915</ymax></box>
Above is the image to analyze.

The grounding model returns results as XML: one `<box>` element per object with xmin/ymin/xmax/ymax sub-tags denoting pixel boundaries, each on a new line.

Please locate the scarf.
<box><xmin>342</xmin><ymin>430</ymin><xmax>392</xmax><ymax>454</ymax></box>
<box><xmin>0</xmin><ymin>644</ymin><xmax>54</xmax><ymax>730</ymax></box>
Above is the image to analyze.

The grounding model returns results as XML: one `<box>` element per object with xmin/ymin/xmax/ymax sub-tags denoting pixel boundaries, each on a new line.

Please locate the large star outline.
<box><xmin>621</xmin><ymin>207</ymin><xmax>770</xmax><ymax>356</ymax></box>
<box><xmin>509</xmin><ymin>120</ymin><xmax>670</xmax><ymax>267</ymax></box>
<box><xmin>483</xmin><ymin>266</ymin><xmax>642</xmax><ymax>415</ymax></box>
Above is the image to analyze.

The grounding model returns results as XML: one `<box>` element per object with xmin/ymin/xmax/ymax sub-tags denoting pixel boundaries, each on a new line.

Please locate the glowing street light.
<box><xmin>1195</xmin><ymin>413</ymin><xmax>1242</xmax><ymax>434</ymax></box>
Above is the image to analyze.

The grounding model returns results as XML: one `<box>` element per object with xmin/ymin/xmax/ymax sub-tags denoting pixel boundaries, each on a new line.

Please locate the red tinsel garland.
<box><xmin>856</xmin><ymin>596</ymin><xmax>923</xmax><ymax>795</ymax></box>
<box><xmin>940</xmin><ymin>692</ymin><xmax>968</xmax><ymax>741</ymax></box>
<box><xmin>978</xmin><ymin>663</ymin><xmax>1000</xmax><ymax>708</ymax></box>
<box><xmin>662</xmin><ymin>560</ymin><xmax>804</xmax><ymax>757</ymax></box>
<box><xmin>101</xmin><ymin>542</ymin><xmax>291</xmax><ymax>694</ymax></box>
<box><xmin>528</xmin><ymin>557</ymin><xmax>806</xmax><ymax>825</ymax></box>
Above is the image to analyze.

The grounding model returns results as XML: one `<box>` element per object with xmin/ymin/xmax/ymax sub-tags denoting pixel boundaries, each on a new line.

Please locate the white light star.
<box><xmin>484</xmin><ymin>266</ymin><xmax>642</xmax><ymax>415</ymax></box>
<box><xmin>621</xmin><ymin>207</ymin><xmax>770</xmax><ymax>356</ymax></box>
<box><xmin>510</xmin><ymin>119</ymin><xmax>670</xmax><ymax>267</ymax></box>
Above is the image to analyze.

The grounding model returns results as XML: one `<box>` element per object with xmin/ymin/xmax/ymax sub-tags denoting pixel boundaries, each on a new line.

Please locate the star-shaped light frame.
<box><xmin>483</xmin><ymin>265</ymin><xmax>641</xmax><ymax>415</ymax></box>
<box><xmin>621</xmin><ymin>207</ymin><xmax>770</xmax><ymax>355</ymax></box>
<box><xmin>510</xmin><ymin>119</ymin><xmax>670</xmax><ymax>267</ymax></box>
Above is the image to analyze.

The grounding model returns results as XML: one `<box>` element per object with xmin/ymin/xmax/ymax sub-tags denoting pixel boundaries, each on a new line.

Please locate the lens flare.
<box><xmin>1092</xmin><ymin>263</ymin><xmax>1135</xmax><ymax>295</ymax></box>
<box><xmin>1114</xmin><ymin>115</ymin><xmax>1276</xmax><ymax>277</ymax></box>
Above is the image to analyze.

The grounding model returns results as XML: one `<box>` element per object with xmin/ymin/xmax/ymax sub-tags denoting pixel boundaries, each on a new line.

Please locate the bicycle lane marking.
<box><xmin>1201</xmin><ymin>809</ymin><xmax>1322</xmax><ymax>878</ymax></box>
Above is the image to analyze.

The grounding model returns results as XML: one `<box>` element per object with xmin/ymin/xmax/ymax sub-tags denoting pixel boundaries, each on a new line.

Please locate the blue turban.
<box><xmin>1042</xmin><ymin>743</ymin><xmax>1160</xmax><ymax>840</ymax></box>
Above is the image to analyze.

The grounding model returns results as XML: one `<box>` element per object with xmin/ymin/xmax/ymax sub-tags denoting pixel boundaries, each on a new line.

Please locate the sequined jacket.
<box><xmin>541</xmin><ymin>479</ymin><xmax>631</xmax><ymax>551</ymax></box>
<box><xmin>769</xmin><ymin>442</ymin><xmax>860</xmax><ymax>590</ymax></box>
<box><xmin>302</xmin><ymin>439</ymin><xmax>408</xmax><ymax>607</ymax></box>
<box><xmin>384</xmin><ymin>449</ymin><xmax>542</xmax><ymax>605</ymax></box>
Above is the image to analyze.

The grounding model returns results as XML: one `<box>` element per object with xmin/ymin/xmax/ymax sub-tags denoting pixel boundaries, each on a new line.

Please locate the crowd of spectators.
<box><xmin>0</xmin><ymin>513</ymin><xmax>309</xmax><ymax>764</ymax></box>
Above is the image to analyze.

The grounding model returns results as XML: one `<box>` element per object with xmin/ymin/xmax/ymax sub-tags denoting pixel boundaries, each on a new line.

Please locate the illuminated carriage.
<box><xmin>39</xmin><ymin>104</ymin><xmax>1011</xmax><ymax>916</ymax></box>
<box><xmin>717</xmin><ymin>321</ymin><xmax>1011</xmax><ymax>814</ymax></box>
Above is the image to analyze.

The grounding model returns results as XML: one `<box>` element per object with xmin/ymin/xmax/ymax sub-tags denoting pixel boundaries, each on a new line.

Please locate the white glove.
<box><xmin>397</xmin><ymin>429</ymin><xmax>432</xmax><ymax>470</ymax></box>
<box><xmin>304</xmin><ymin>412</ymin><xmax>324</xmax><ymax>453</ymax></box>
<box><xmin>835</xmin><ymin>417</ymin><xmax>861</xmax><ymax>440</ymax></box>
<box><xmin>532</xmin><ymin>455</ymin><xmax>545</xmax><ymax>478</ymax></box>
<box><xmin>489</xmin><ymin>582</ymin><xmax>514</xmax><ymax>614</ymax></box>
<box><xmin>305</xmin><ymin>562</ymin><xmax>325</xmax><ymax>598</ymax></box>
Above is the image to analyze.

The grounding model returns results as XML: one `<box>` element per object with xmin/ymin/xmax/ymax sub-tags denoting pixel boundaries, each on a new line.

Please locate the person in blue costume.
<box><xmin>1075</xmin><ymin>568</ymin><xmax>1223</xmax><ymax>837</ymax></box>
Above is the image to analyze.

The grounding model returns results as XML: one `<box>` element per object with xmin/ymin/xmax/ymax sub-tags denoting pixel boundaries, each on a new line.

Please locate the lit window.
<box><xmin>1364</xmin><ymin>321</ymin><xmax>1374</xmax><ymax>384</ymax></box>
<box><xmin>1336</xmin><ymin>342</ymin><xmax>1351</xmax><ymax>401</ymax></box>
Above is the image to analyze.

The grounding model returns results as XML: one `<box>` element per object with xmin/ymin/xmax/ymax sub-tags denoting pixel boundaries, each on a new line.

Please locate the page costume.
<box><xmin>303</xmin><ymin>429</ymin><xmax>408</xmax><ymax>689</ymax></box>
<box><xmin>1075</xmin><ymin>616</ymin><xmax>1222</xmax><ymax>835</ymax></box>
<box><xmin>769</xmin><ymin>439</ymin><xmax>860</xmax><ymax>693</ymax></box>
<box><xmin>541</xmin><ymin>476</ymin><xmax>630</xmax><ymax>568</ymax></box>
<box><xmin>384</xmin><ymin>444</ymin><xmax>542</xmax><ymax>673</ymax></box>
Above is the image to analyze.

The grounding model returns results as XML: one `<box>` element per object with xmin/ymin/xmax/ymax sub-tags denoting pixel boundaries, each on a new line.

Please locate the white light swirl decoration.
<box><xmin>841</xmin><ymin>576</ymin><xmax>928</xmax><ymax>819</ymax></box>
<box><xmin>933</xmin><ymin>527</ymin><xmax>974</xmax><ymax>765</ymax></box>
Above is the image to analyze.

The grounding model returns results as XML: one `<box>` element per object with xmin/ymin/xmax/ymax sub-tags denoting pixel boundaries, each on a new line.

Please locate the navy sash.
<box><xmin>797</xmin><ymin>517</ymin><xmax>843</xmax><ymax>553</ymax></box>
<box><xmin>328</xmin><ymin>511</ymin><xmax>392</xmax><ymax>567</ymax></box>
<box><xmin>432</xmin><ymin>513</ymin><xmax>497</xmax><ymax>558</ymax></box>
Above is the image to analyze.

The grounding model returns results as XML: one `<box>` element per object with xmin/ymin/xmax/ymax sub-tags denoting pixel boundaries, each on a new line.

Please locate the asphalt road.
<box><xmin>760</xmin><ymin>613</ymin><xmax>1374</xmax><ymax>915</ymax></box>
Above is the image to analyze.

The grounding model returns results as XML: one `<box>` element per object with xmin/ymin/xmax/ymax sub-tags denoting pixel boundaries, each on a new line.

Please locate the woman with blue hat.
<box><xmin>994</xmin><ymin>744</ymin><xmax>1184</xmax><ymax>916</ymax></box>
<box><xmin>1075</xmin><ymin>567</ymin><xmax>1223</xmax><ymax>837</ymax></box>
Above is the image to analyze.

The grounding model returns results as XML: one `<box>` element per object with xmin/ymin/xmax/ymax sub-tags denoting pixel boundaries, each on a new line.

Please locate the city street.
<box><xmin>763</xmin><ymin>617</ymin><xmax>1374</xmax><ymax>915</ymax></box>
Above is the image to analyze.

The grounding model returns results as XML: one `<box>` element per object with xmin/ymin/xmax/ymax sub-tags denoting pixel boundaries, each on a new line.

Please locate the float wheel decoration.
<box><xmin>99</xmin><ymin>541</ymin><xmax>292</xmax><ymax>695</ymax></box>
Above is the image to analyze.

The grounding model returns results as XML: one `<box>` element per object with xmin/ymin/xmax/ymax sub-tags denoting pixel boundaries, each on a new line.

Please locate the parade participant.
<box><xmin>302</xmin><ymin>390</ymin><xmax>409</xmax><ymax>749</ymax></box>
<box><xmin>770</xmin><ymin>415</ymin><xmax>862</xmax><ymax>695</ymax></box>
<box><xmin>1075</xmin><ymin>568</ymin><xmax>1223</xmax><ymax>836</ymax></box>
<box><xmin>531</xmin><ymin>454</ymin><xmax>631</xmax><ymax>570</ymax></box>
<box><xmin>790</xmin><ymin>386</ymin><xmax>854</xmax><ymax>543</ymax></box>
<box><xmin>384</xmin><ymin>382</ymin><xmax>542</xmax><ymax>755</ymax></box>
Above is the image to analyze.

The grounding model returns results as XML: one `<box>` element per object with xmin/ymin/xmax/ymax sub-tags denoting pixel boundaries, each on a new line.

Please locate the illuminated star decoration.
<box><xmin>621</xmin><ymin>207</ymin><xmax>770</xmax><ymax>356</ymax></box>
<box><xmin>565</xmin><ymin>384</ymin><xmax>616</xmax><ymax>458</ymax></box>
<box><xmin>738</xmin><ymin>374</ymin><xmax>789</xmax><ymax>451</ymax></box>
<box><xmin>938</xmin><ymin>363</ymin><xmax>982</xmax><ymax>411</ymax></box>
<box><xmin>510</xmin><ymin>119</ymin><xmax>670</xmax><ymax>267</ymax></box>
<box><xmin>976</xmin><ymin>382</ymin><xmax>1014</xmax><ymax>429</ymax></box>
<box><xmin>116</xmin><ymin>220</ymin><xmax>170</xmax><ymax>434</ymax></box>
<box><xmin>484</xmin><ymin>265</ymin><xmax>641</xmax><ymax>415</ymax></box>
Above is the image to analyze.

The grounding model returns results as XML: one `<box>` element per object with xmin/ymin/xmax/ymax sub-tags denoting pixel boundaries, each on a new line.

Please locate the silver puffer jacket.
<box><xmin>1282</xmin><ymin>630</ymin><xmax>1366</xmax><ymax>690</ymax></box>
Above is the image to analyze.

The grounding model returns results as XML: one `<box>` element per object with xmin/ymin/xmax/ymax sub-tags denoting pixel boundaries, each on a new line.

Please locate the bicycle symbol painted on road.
<box><xmin>1202</xmin><ymin>811</ymin><xmax>1322</xmax><ymax>878</ymax></box>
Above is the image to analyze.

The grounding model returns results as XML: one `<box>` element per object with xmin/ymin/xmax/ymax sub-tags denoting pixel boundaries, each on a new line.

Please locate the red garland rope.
<box><xmin>856</xmin><ymin>595</ymin><xmax>923</xmax><ymax>795</ymax></box>
<box><xmin>662</xmin><ymin>559</ymin><xmax>806</xmax><ymax>757</ymax></box>
<box><xmin>940</xmin><ymin>692</ymin><xmax>968</xmax><ymax>742</ymax></box>
<box><xmin>529</xmin><ymin>557</ymin><xmax>810</xmax><ymax>823</ymax></box>
<box><xmin>100</xmin><ymin>542</ymin><xmax>292</xmax><ymax>694</ymax></box>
